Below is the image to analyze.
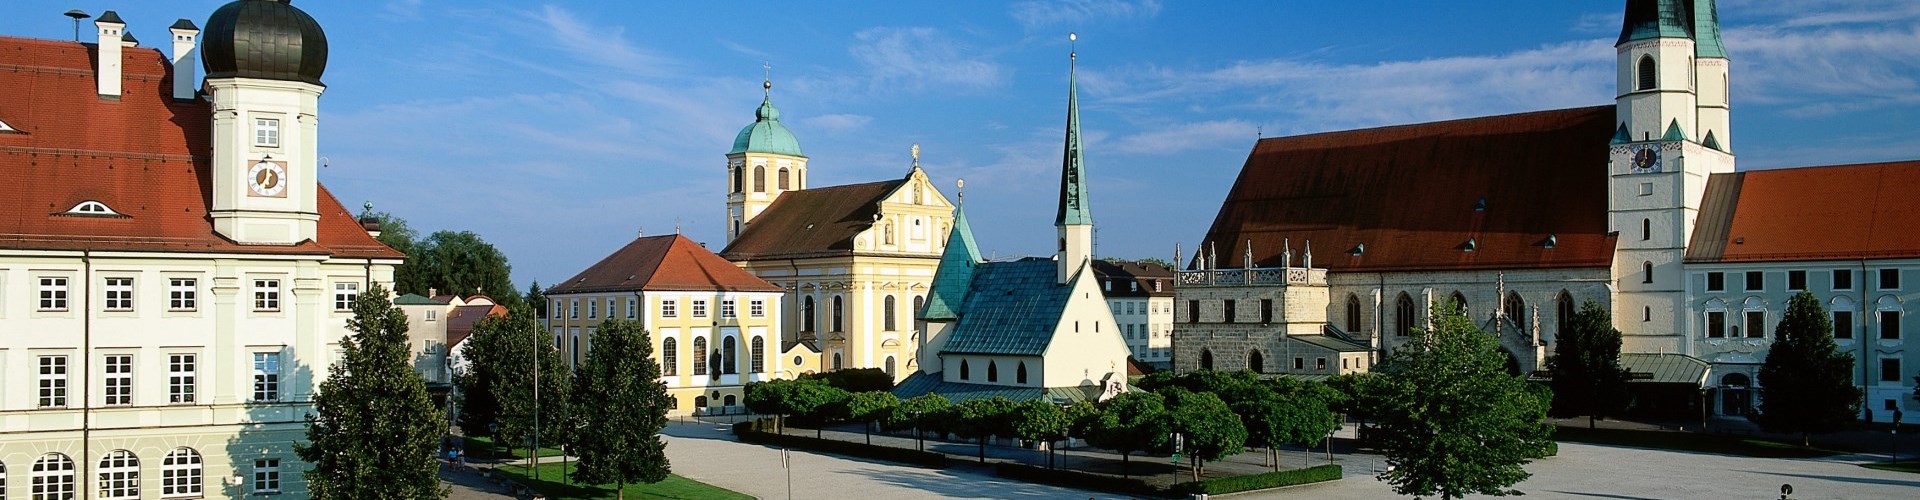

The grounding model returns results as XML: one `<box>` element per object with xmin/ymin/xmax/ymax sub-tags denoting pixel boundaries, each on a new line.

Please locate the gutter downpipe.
<box><xmin>82</xmin><ymin>248</ymin><xmax>94</xmax><ymax>491</ymax></box>
<box><xmin>1862</xmin><ymin>259</ymin><xmax>1871</xmax><ymax>422</ymax></box>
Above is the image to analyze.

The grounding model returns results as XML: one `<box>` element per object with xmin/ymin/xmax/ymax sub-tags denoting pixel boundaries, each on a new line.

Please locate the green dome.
<box><xmin>728</xmin><ymin>95</ymin><xmax>804</xmax><ymax>157</ymax></box>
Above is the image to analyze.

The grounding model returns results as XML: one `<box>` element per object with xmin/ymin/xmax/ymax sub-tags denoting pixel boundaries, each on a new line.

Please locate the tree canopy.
<box><xmin>297</xmin><ymin>284</ymin><xmax>447</xmax><ymax>499</ymax></box>
<box><xmin>369</xmin><ymin>211</ymin><xmax>522</xmax><ymax>306</ymax></box>
<box><xmin>455</xmin><ymin>303</ymin><xmax>569</xmax><ymax>471</ymax></box>
<box><xmin>569</xmin><ymin>319</ymin><xmax>673</xmax><ymax>497</ymax></box>
<box><xmin>1010</xmin><ymin>399</ymin><xmax>1074</xmax><ymax>468</ymax></box>
<box><xmin>1547</xmin><ymin>300</ymin><xmax>1630</xmax><ymax>427</ymax></box>
<box><xmin>1758</xmin><ymin>291</ymin><xmax>1862</xmax><ymax>445</ymax></box>
<box><xmin>1085</xmin><ymin>391</ymin><xmax>1169</xmax><ymax>476</ymax></box>
<box><xmin>1164</xmin><ymin>388</ymin><xmax>1246</xmax><ymax>482</ymax></box>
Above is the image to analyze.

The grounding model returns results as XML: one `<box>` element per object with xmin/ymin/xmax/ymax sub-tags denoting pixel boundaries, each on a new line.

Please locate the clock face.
<box><xmin>248</xmin><ymin>160</ymin><xmax>288</xmax><ymax>197</ymax></box>
<box><xmin>1631</xmin><ymin>147</ymin><xmax>1661</xmax><ymax>172</ymax></box>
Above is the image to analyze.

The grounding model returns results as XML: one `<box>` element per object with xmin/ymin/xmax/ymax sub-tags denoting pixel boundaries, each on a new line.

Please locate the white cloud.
<box><xmin>1724</xmin><ymin>21</ymin><xmax>1920</xmax><ymax>116</ymax></box>
<box><xmin>1010</xmin><ymin>0</ymin><xmax>1162</xmax><ymax>30</ymax></box>
<box><xmin>535</xmin><ymin>5</ymin><xmax>676</xmax><ymax>76</ymax></box>
<box><xmin>1111</xmin><ymin>120</ymin><xmax>1255</xmax><ymax>154</ymax></box>
<box><xmin>850</xmin><ymin>27</ymin><xmax>1004</xmax><ymax>91</ymax></box>
<box><xmin>804</xmin><ymin>113</ymin><xmax>874</xmax><ymax>132</ymax></box>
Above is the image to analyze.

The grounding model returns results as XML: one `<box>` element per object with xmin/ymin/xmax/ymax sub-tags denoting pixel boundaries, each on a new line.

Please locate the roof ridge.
<box><xmin>1256</xmin><ymin>105</ymin><xmax>1612</xmax><ymax>144</ymax></box>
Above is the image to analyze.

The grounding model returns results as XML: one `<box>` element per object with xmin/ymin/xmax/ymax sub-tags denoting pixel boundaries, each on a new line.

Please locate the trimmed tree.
<box><xmin>456</xmin><ymin>304</ymin><xmax>569</xmax><ymax>474</ymax></box>
<box><xmin>1547</xmin><ymin>300</ymin><xmax>1630</xmax><ymax>428</ymax></box>
<box><xmin>1373</xmin><ymin>299</ymin><xmax>1553</xmax><ymax>499</ymax></box>
<box><xmin>744</xmin><ymin>379</ymin><xmax>798</xmax><ymax>433</ymax></box>
<box><xmin>297</xmin><ymin>284</ymin><xmax>447</xmax><ymax>499</ymax></box>
<box><xmin>847</xmin><ymin>391</ymin><xmax>901</xmax><ymax>445</ymax></box>
<box><xmin>950</xmin><ymin>397</ymin><xmax>1019</xmax><ymax>463</ymax></box>
<box><xmin>1085</xmin><ymin>391</ymin><xmax>1168</xmax><ymax>477</ymax></box>
<box><xmin>887</xmin><ymin>393</ymin><xmax>952</xmax><ymax>451</ymax></box>
<box><xmin>570</xmin><ymin>319</ymin><xmax>672</xmax><ymax>499</ymax></box>
<box><xmin>1165</xmin><ymin>388</ymin><xmax>1246</xmax><ymax>482</ymax></box>
<box><xmin>1758</xmin><ymin>291</ymin><xmax>1863</xmax><ymax>446</ymax></box>
<box><xmin>1011</xmin><ymin>399</ymin><xmax>1073</xmax><ymax>468</ymax></box>
<box><xmin>786</xmin><ymin>379</ymin><xmax>852</xmax><ymax>438</ymax></box>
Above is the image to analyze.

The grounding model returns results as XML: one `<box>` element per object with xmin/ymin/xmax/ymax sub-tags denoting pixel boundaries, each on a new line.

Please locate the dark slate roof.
<box><xmin>1291</xmin><ymin>334</ymin><xmax>1371</xmax><ymax>353</ymax></box>
<box><xmin>1092</xmin><ymin>259</ymin><xmax>1174</xmax><ymax>298</ymax></box>
<box><xmin>1685</xmin><ymin>161</ymin><xmax>1920</xmax><ymax>263</ymax></box>
<box><xmin>891</xmin><ymin>372</ymin><xmax>1109</xmax><ymax>404</ymax></box>
<box><xmin>919</xmin><ymin>205</ymin><xmax>980</xmax><ymax>321</ymax></box>
<box><xmin>1620</xmin><ymin>353</ymin><xmax>1709</xmax><ymax>386</ymax></box>
<box><xmin>202</xmin><ymin>0</ymin><xmax>329</xmax><ymax>86</ymax></box>
<box><xmin>939</xmin><ymin>258</ymin><xmax>1076</xmax><ymax>356</ymax></box>
<box><xmin>551</xmin><ymin>234</ymin><xmax>783</xmax><ymax>294</ymax></box>
<box><xmin>1193</xmin><ymin>106</ymin><xmax>1618</xmax><ymax>273</ymax></box>
<box><xmin>720</xmin><ymin>179</ymin><xmax>904</xmax><ymax>260</ymax></box>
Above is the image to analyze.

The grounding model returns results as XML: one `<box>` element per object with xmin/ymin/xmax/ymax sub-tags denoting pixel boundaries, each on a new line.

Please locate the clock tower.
<box><xmin>1608</xmin><ymin>0</ymin><xmax>1735</xmax><ymax>353</ymax></box>
<box><xmin>725</xmin><ymin>78</ymin><xmax>808</xmax><ymax>244</ymax></box>
<box><xmin>202</xmin><ymin>0</ymin><xmax>328</xmax><ymax>245</ymax></box>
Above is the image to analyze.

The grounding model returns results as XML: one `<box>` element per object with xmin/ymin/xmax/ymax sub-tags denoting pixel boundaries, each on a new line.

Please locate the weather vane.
<box><xmin>1069</xmin><ymin>32</ymin><xmax>1077</xmax><ymax>60</ymax></box>
<box><xmin>957</xmin><ymin>178</ymin><xmax>966</xmax><ymax>204</ymax></box>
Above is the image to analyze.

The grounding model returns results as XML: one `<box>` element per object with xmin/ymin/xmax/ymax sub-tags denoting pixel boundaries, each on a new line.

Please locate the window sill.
<box><xmin>169</xmin><ymin>308</ymin><xmax>198</xmax><ymax>313</ymax></box>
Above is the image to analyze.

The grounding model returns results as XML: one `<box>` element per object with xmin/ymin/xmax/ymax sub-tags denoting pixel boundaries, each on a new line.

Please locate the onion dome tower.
<box><xmin>201</xmin><ymin>0</ymin><xmax>330</xmax><ymax>245</ymax></box>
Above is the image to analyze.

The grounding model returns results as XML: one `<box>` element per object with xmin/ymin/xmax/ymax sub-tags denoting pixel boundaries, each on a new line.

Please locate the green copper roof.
<box><xmin>940</xmin><ymin>258</ymin><xmax>1074</xmax><ymax>356</ymax></box>
<box><xmin>1693</xmin><ymin>0</ymin><xmax>1727</xmax><ymax>58</ymax></box>
<box><xmin>393</xmin><ymin>293</ymin><xmax>446</xmax><ymax>306</ymax></box>
<box><xmin>1055</xmin><ymin>53</ymin><xmax>1092</xmax><ymax>226</ymax></box>
<box><xmin>729</xmin><ymin>89</ymin><xmax>805</xmax><ymax>157</ymax></box>
<box><xmin>1619</xmin><ymin>0</ymin><xmax>1694</xmax><ymax>45</ymax></box>
<box><xmin>1611</xmin><ymin>123</ymin><xmax>1632</xmax><ymax>144</ymax></box>
<box><xmin>1662</xmin><ymin>119</ymin><xmax>1687</xmax><ymax>141</ymax></box>
<box><xmin>1702</xmin><ymin>130</ymin><xmax>1725</xmax><ymax>152</ymax></box>
<box><xmin>891</xmin><ymin>371</ymin><xmax>1118</xmax><ymax>404</ymax></box>
<box><xmin>919</xmin><ymin>205</ymin><xmax>982</xmax><ymax>321</ymax></box>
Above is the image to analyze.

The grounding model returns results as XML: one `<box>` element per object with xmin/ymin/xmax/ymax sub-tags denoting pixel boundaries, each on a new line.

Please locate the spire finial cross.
<box><xmin>762</xmin><ymin>61</ymin><xmax>772</xmax><ymax>95</ymax></box>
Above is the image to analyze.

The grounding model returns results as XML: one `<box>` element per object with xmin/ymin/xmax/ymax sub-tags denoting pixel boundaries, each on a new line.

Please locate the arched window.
<box><xmin>1637</xmin><ymin>55</ymin><xmax>1657</xmax><ymax>91</ymax></box>
<box><xmin>1396</xmin><ymin>293</ymin><xmax>1415</xmax><ymax>337</ymax></box>
<box><xmin>913</xmin><ymin>295</ymin><xmax>925</xmax><ymax>321</ymax></box>
<box><xmin>1505</xmin><ymin>292</ymin><xmax>1526</xmax><ymax>325</ymax></box>
<box><xmin>1557</xmin><ymin>291</ymin><xmax>1576</xmax><ymax>337</ymax></box>
<box><xmin>1451</xmin><ymin>291</ymin><xmax>1469</xmax><ymax>315</ymax></box>
<box><xmin>692</xmin><ymin>337</ymin><xmax>708</xmax><ymax>376</ymax></box>
<box><xmin>1248</xmin><ymin>350</ymin><xmax>1265</xmax><ymax>373</ymax></box>
<box><xmin>1721</xmin><ymin>372</ymin><xmax>1750</xmax><ymax>387</ymax></box>
<box><xmin>99</xmin><ymin>450</ymin><xmax>139</xmax><ymax>499</ymax></box>
<box><xmin>732</xmin><ymin>165</ymin><xmax>744</xmax><ymax>193</ymax></box>
<box><xmin>884</xmin><ymin>296</ymin><xmax>898</xmax><ymax>331</ymax></box>
<box><xmin>724</xmin><ymin>394</ymin><xmax>737</xmax><ymax>406</ymax></box>
<box><xmin>1642</xmin><ymin>218</ymin><xmax>1652</xmax><ymax>241</ymax></box>
<box><xmin>832</xmin><ymin>352</ymin><xmax>843</xmax><ymax>370</ymax></box>
<box><xmin>1644</xmin><ymin>261</ymin><xmax>1655</xmax><ymax>284</ymax></box>
<box><xmin>1346</xmin><ymin>294</ymin><xmax>1362</xmax><ymax>332</ymax></box>
<box><xmin>778</xmin><ymin>167</ymin><xmax>791</xmax><ymax>190</ymax></box>
<box><xmin>988</xmin><ymin>361</ymin><xmax>999</xmax><ymax>382</ymax></box>
<box><xmin>722</xmin><ymin>336</ymin><xmax>738</xmax><ymax>374</ymax></box>
<box><xmin>1016</xmin><ymin>362</ymin><xmax>1028</xmax><ymax>384</ymax></box>
<box><xmin>884</xmin><ymin>356</ymin><xmax>896</xmax><ymax>377</ymax></box>
<box><xmin>832</xmin><ymin>296</ymin><xmax>844</xmax><ymax>332</ymax></box>
<box><xmin>1200</xmin><ymin>349</ymin><xmax>1215</xmax><ymax>371</ymax></box>
<box><xmin>33</xmin><ymin>453</ymin><xmax>76</xmax><ymax>500</ymax></box>
<box><xmin>1644</xmin><ymin>306</ymin><xmax>1652</xmax><ymax>322</ymax></box>
<box><xmin>803</xmin><ymin>296</ymin><xmax>817</xmax><ymax>332</ymax></box>
<box><xmin>753</xmin><ymin>165</ymin><xmax>766</xmax><ymax>192</ymax></box>
<box><xmin>695</xmin><ymin>395</ymin><xmax>708</xmax><ymax>408</ymax></box>
<box><xmin>960</xmin><ymin>359</ymin><xmax>970</xmax><ymax>380</ymax></box>
<box><xmin>162</xmin><ymin>447</ymin><xmax>203</xmax><ymax>497</ymax></box>
<box><xmin>750</xmin><ymin>336</ymin><xmax>765</xmax><ymax>373</ymax></box>
<box><xmin>662</xmin><ymin>337</ymin><xmax>678</xmax><ymax>376</ymax></box>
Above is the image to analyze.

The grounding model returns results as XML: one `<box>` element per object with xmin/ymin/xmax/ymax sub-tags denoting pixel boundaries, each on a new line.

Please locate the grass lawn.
<box><xmin>1554</xmin><ymin>426</ymin><xmax>1843</xmax><ymax>459</ymax></box>
<box><xmin>464</xmin><ymin>435</ymin><xmax>566</xmax><ymax>461</ymax></box>
<box><xmin>1861</xmin><ymin>461</ymin><xmax>1920</xmax><ymax>474</ymax></box>
<box><xmin>498</xmin><ymin>462</ymin><xmax>751</xmax><ymax>500</ymax></box>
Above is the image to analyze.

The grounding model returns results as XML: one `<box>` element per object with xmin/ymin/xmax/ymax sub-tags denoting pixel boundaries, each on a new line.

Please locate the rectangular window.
<box><xmin>1834</xmin><ymin>311</ymin><xmax>1854</xmax><ymax>340</ymax></box>
<box><xmin>253</xmin><ymin>279</ymin><xmax>280</xmax><ymax>311</ymax></box>
<box><xmin>1881</xmin><ymin>310</ymin><xmax>1902</xmax><ymax>340</ymax></box>
<box><xmin>333</xmin><ymin>282</ymin><xmax>359</xmax><ymax>311</ymax></box>
<box><xmin>750</xmin><ymin>299</ymin><xmax>765</xmax><ymax>318</ymax></box>
<box><xmin>1834</xmin><ymin>269</ymin><xmax>1854</xmax><ymax>291</ymax></box>
<box><xmin>169</xmin><ymin>278</ymin><xmax>197</xmax><ymax>310</ymax></box>
<box><xmin>1316</xmin><ymin>357</ymin><xmax>1328</xmax><ymax>370</ymax></box>
<box><xmin>1788</xmin><ymin>270</ymin><xmax>1807</xmax><ymax>291</ymax></box>
<box><xmin>721</xmin><ymin>299</ymin><xmax>736</xmax><ymax>319</ymax></box>
<box><xmin>39</xmin><ymin>276</ymin><xmax>69</xmax><ymax>311</ymax></box>
<box><xmin>38</xmin><ymin>355</ymin><xmax>68</xmax><ymax>407</ymax></box>
<box><xmin>169</xmin><ymin>354</ymin><xmax>196</xmax><ymax>403</ymax></box>
<box><xmin>1293</xmin><ymin>357</ymin><xmax>1304</xmax><ymax>370</ymax></box>
<box><xmin>253</xmin><ymin>458</ymin><xmax>281</xmax><ymax>493</ymax></box>
<box><xmin>692</xmin><ymin>300</ymin><xmax>708</xmax><ymax>318</ymax></box>
<box><xmin>1706</xmin><ymin>311</ymin><xmax>1726</xmax><ymax>338</ymax></box>
<box><xmin>253</xmin><ymin>118</ymin><xmax>280</xmax><ymax>147</ymax></box>
<box><xmin>1154</xmin><ymin>281</ymin><xmax>1163</xmax><ymax>292</ymax></box>
<box><xmin>1706</xmin><ymin>272</ymin><xmax>1724</xmax><ymax>292</ymax></box>
<box><xmin>1187</xmin><ymin>300</ymin><xmax>1200</xmax><ymax>323</ymax></box>
<box><xmin>253</xmin><ymin>352</ymin><xmax>281</xmax><ymax>402</ymax></box>
<box><xmin>104</xmin><ymin>354</ymin><xmax>133</xmax><ymax>406</ymax></box>
<box><xmin>569</xmin><ymin>300</ymin><xmax>578</xmax><ymax>319</ymax></box>
<box><xmin>426</xmin><ymin>309</ymin><xmax>438</xmax><ymax>321</ymax></box>
<box><xmin>1745</xmin><ymin>311</ymin><xmax>1766</xmax><ymax>338</ymax></box>
<box><xmin>1882</xmin><ymin>269</ymin><xmax>1902</xmax><ymax>290</ymax></box>
<box><xmin>1260</xmin><ymin>299</ymin><xmax>1274</xmax><ymax>324</ymax></box>
<box><xmin>1222</xmin><ymin>300</ymin><xmax>1236</xmax><ymax>324</ymax></box>
<box><xmin>1745</xmin><ymin>271</ymin><xmax>1763</xmax><ymax>292</ymax></box>
<box><xmin>1882</xmin><ymin>358</ymin><xmax>1902</xmax><ymax>383</ymax></box>
<box><xmin>1130</xmin><ymin>281</ymin><xmax>1138</xmax><ymax>292</ymax></box>
<box><xmin>587</xmin><ymin>299</ymin><xmax>597</xmax><ymax>319</ymax></box>
<box><xmin>607</xmin><ymin>299</ymin><xmax>616</xmax><ymax>320</ymax></box>
<box><xmin>104</xmin><ymin>277</ymin><xmax>134</xmax><ymax>311</ymax></box>
<box><xmin>627</xmin><ymin>298</ymin><xmax>638</xmax><ymax>319</ymax></box>
<box><xmin>662</xmin><ymin>299</ymin><xmax>678</xmax><ymax>318</ymax></box>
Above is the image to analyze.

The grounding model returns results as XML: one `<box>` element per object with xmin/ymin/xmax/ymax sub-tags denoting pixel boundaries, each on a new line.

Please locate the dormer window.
<box><xmin>66</xmin><ymin>201</ymin><xmax>119</xmax><ymax>216</ymax></box>
<box><xmin>254</xmin><ymin>118</ymin><xmax>280</xmax><ymax>147</ymax></box>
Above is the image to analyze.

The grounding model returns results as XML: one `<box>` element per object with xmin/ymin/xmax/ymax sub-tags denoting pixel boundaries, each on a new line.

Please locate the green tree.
<box><xmin>364</xmin><ymin>211</ymin><xmax>425</xmax><ymax>294</ymax></box>
<box><xmin>1373</xmin><ymin>299</ymin><xmax>1552</xmax><ymax>499</ymax></box>
<box><xmin>786</xmin><ymin>380</ymin><xmax>852</xmax><ymax>438</ymax></box>
<box><xmin>1547</xmin><ymin>300</ymin><xmax>1631</xmax><ymax>428</ymax></box>
<box><xmin>296</xmin><ymin>284</ymin><xmax>447</xmax><ymax>499</ymax></box>
<box><xmin>1237</xmin><ymin>379</ymin><xmax>1340</xmax><ymax>470</ymax></box>
<box><xmin>420</xmin><ymin>230</ymin><xmax>519</xmax><ymax>300</ymax></box>
<box><xmin>803</xmin><ymin>367</ymin><xmax>896</xmax><ymax>393</ymax></box>
<box><xmin>950</xmin><ymin>397</ymin><xmax>1019</xmax><ymax>463</ymax></box>
<box><xmin>1758</xmin><ymin>291</ymin><xmax>1863</xmax><ymax>446</ymax></box>
<box><xmin>1011</xmin><ymin>399</ymin><xmax>1073</xmax><ymax>468</ymax></box>
<box><xmin>885</xmin><ymin>393</ymin><xmax>951</xmax><ymax>451</ymax></box>
<box><xmin>525</xmin><ymin>281</ymin><xmax>548</xmax><ymax>319</ymax></box>
<box><xmin>745</xmin><ymin>379</ymin><xmax>798</xmax><ymax>433</ymax></box>
<box><xmin>455</xmin><ymin>304</ymin><xmax>569</xmax><ymax>474</ymax></box>
<box><xmin>847</xmin><ymin>391</ymin><xmax>901</xmax><ymax>445</ymax></box>
<box><xmin>569</xmin><ymin>319</ymin><xmax>672</xmax><ymax>499</ymax></box>
<box><xmin>1165</xmin><ymin>388</ymin><xmax>1246</xmax><ymax>482</ymax></box>
<box><xmin>1084</xmin><ymin>391</ymin><xmax>1168</xmax><ymax>477</ymax></box>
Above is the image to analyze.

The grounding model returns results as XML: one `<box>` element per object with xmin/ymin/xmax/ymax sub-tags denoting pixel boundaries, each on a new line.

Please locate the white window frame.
<box><xmin>587</xmin><ymin>299</ymin><xmax>597</xmax><ymax>319</ymax></box>
<box><xmin>253</xmin><ymin>352</ymin><xmax>281</xmax><ymax>402</ymax></box>
<box><xmin>39</xmin><ymin>276</ymin><xmax>69</xmax><ymax>311</ymax></box>
<box><xmin>32</xmin><ymin>453</ymin><xmax>76</xmax><ymax>500</ymax></box>
<box><xmin>627</xmin><ymin>297</ymin><xmax>638</xmax><ymax>319</ymax></box>
<box><xmin>721</xmin><ymin>299</ymin><xmax>736</xmax><ymax>319</ymax></box>
<box><xmin>169</xmin><ymin>354</ymin><xmax>197</xmax><ymax>404</ymax></box>
<box><xmin>426</xmin><ymin>309</ymin><xmax>438</xmax><ymax>322</ymax></box>
<box><xmin>662</xmin><ymin>299</ymin><xmax>678</xmax><ymax>318</ymax></box>
<box><xmin>253</xmin><ymin>118</ymin><xmax>280</xmax><ymax>147</ymax></box>
<box><xmin>38</xmin><ymin>355</ymin><xmax>68</xmax><ymax>408</ymax></box>
<box><xmin>252</xmin><ymin>458</ymin><xmax>281</xmax><ymax>493</ymax></box>
<box><xmin>692</xmin><ymin>299</ymin><xmax>708</xmax><ymax>318</ymax></box>
<box><xmin>104</xmin><ymin>277</ymin><xmax>134</xmax><ymax>311</ymax></box>
<box><xmin>104</xmin><ymin>354</ymin><xmax>133</xmax><ymax>406</ymax></box>
<box><xmin>161</xmin><ymin>448</ymin><xmax>203</xmax><ymax>498</ymax></box>
<box><xmin>98</xmin><ymin>449</ymin><xmax>140</xmax><ymax>499</ymax></box>
<box><xmin>169</xmin><ymin>278</ymin><xmax>197</xmax><ymax>311</ymax></box>
<box><xmin>334</xmin><ymin>282</ymin><xmax>359</xmax><ymax>311</ymax></box>
<box><xmin>253</xmin><ymin>279</ymin><xmax>280</xmax><ymax>311</ymax></box>
<box><xmin>750</xmin><ymin>299</ymin><xmax>765</xmax><ymax>318</ymax></box>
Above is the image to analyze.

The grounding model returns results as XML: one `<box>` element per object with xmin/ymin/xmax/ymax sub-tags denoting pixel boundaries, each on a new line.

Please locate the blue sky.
<box><xmin>6</xmin><ymin>1</ymin><xmax>1919</xmax><ymax>290</ymax></box>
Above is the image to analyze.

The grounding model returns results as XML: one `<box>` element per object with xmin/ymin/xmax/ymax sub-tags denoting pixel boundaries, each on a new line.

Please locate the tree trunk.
<box><xmin>865</xmin><ymin>422</ymin><xmax>871</xmax><ymax>445</ymax></box>
<box><xmin>1272</xmin><ymin>449</ymin><xmax>1280</xmax><ymax>472</ymax></box>
<box><xmin>1803</xmin><ymin>433</ymin><xmax>1811</xmax><ymax>448</ymax></box>
<box><xmin>1589</xmin><ymin>414</ymin><xmax>1596</xmax><ymax>429</ymax></box>
<box><xmin>617</xmin><ymin>480</ymin><xmax>625</xmax><ymax>500</ymax></box>
<box><xmin>978</xmin><ymin>439</ymin><xmax>987</xmax><ymax>464</ymax></box>
<box><xmin>1120</xmin><ymin>452</ymin><xmax>1129</xmax><ymax>478</ymax></box>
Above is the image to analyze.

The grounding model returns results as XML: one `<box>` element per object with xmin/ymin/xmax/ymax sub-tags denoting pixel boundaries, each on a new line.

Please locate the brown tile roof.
<box><xmin>1093</xmin><ymin>259</ymin><xmax>1175</xmax><ymax>298</ymax></box>
<box><xmin>720</xmin><ymin>179</ymin><xmax>905</xmax><ymax>260</ymax></box>
<box><xmin>0</xmin><ymin>36</ymin><xmax>400</xmax><ymax>259</ymax></box>
<box><xmin>445</xmin><ymin>303</ymin><xmax>507</xmax><ymax>348</ymax></box>
<box><xmin>1687</xmin><ymin>161</ymin><xmax>1920</xmax><ymax>263</ymax></box>
<box><xmin>550</xmin><ymin>234</ymin><xmax>783</xmax><ymax>294</ymax></box>
<box><xmin>1195</xmin><ymin>106</ymin><xmax>1618</xmax><ymax>272</ymax></box>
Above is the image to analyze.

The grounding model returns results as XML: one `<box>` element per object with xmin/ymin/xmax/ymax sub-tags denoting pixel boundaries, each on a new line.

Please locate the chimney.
<box><xmin>169</xmin><ymin>19</ymin><xmax>200</xmax><ymax>100</ymax></box>
<box><xmin>94</xmin><ymin>11</ymin><xmax>126</xmax><ymax>98</ymax></box>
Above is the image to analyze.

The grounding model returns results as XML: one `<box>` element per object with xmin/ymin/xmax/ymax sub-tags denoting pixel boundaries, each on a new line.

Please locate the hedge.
<box><xmin>1178</xmin><ymin>464</ymin><xmax>1343</xmax><ymax>495</ymax></box>
<box><xmin>733</xmin><ymin>421</ymin><xmax>949</xmax><ymax>468</ymax></box>
<box><xmin>993</xmin><ymin>463</ymin><xmax>1168</xmax><ymax>498</ymax></box>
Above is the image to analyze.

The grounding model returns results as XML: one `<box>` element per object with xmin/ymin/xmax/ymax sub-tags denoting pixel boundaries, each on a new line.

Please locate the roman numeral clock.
<box><xmin>248</xmin><ymin>158</ymin><xmax>288</xmax><ymax>197</ymax></box>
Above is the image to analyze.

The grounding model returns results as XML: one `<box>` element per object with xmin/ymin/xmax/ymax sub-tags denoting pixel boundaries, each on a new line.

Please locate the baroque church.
<box><xmin>1176</xmin><ymin>0</ymin><xmax>1920</xmax><ymax>422</ymax></box>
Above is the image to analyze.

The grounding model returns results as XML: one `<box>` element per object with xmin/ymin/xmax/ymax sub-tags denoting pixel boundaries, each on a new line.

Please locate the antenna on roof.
<box><xmin>64</xmin><ymin>10</ymin><xmax>90</xmax><ymax>42</ymax></box>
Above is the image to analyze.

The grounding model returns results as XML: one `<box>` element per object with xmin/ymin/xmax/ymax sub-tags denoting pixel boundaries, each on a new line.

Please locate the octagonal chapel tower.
<box><xmin>203</xmin><ymin>0</ymin><xmax>329</xmax><ymax>245</ymax></box>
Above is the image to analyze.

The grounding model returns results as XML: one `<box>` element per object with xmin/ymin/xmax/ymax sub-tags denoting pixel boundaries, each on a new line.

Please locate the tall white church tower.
<box><xmin>1056</xmin><ymin>37</ymin><xmax>1094</xmax><ymax>285</ymax></box>
<box><xmin>202</xmin><ymin>0</ymin><xmax>330</xmax><ymax>245</ymax></box>
<box><xmin>1609</xmin><ymin>0</ymin><xmax>1735</xmax><ymax>352</ymax></box>
<box><xmin>725</xmin><ymin>79</ymin><xmax>809</xmax><ymax>244</ymax></box>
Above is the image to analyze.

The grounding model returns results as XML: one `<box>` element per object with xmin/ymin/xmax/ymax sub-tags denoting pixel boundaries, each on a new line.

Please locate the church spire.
<box><xmin>1055</xmin><ymin>33</ymin><xmax>1094</xmax><ymax>285</ymax></box>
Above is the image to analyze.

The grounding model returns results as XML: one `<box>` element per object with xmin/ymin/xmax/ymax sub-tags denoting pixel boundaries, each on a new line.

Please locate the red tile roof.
<box><xmin>1687</xmin><ymin>161</ymin><xmax>1920</xmax><ymax>263</ymax></box>
<box><xmin>0</xmin><ymin>35</ymin><xmax>400</xmax><ymax>259</ymax></box>
<box><xmin>550</xmin><ymin>234</ymin><xmax>784</xmax><ymax>294</ymax></box>
<box><xmin>720</xmin><ymin>179</ymin><xmax>905</xmax><ymax>260</ymax></box>
<box><xmin>446</xmin><ymin>303</ymin><xmax>508</xmax><ymax>349</ymax></box>
<box><xmin>1196</xmin><ymin>106</ymin><xmax>1618</xmax><ymax>272</ymax></box>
